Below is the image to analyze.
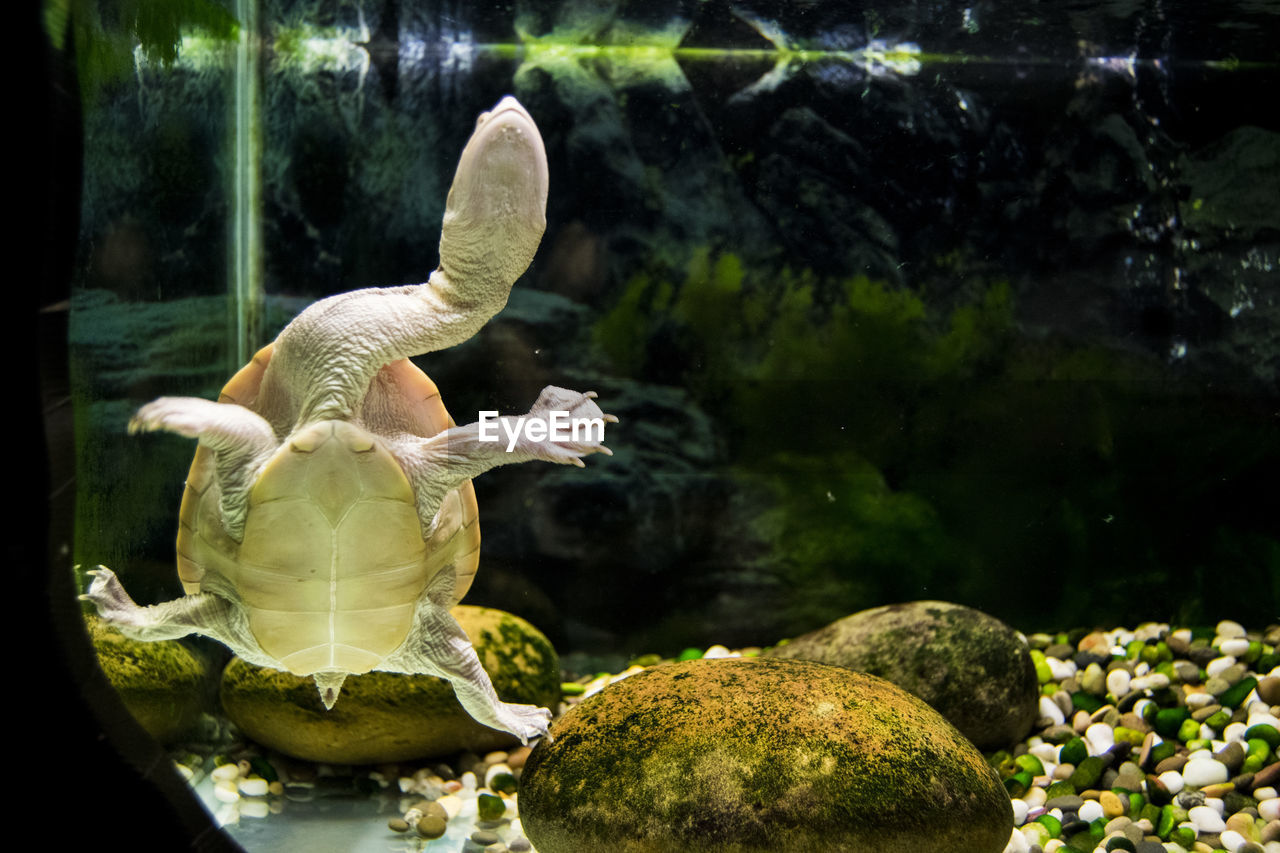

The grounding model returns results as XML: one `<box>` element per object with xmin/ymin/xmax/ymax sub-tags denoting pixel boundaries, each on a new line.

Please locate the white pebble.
<box><xmin>1106</xmin><ymin>668</ymin><xmax>1131</xmax><ymax>697</ymax></box>
<box><xmin>1224</xmin><ymin>722</ymin><xmax>1248</xmax><ymax>743</ymax></box>
<box><xmin>1220</xmin><ymin>829</ymin><xmax>1249</xmax><ymax>852</ymax></box>
<box><xmin>1003</xmin><ymin>827</ymin><xmax>1030</xmax><ymax>853</ymax></box>
<box><xmin>1186</xmin><ymin>692</ymin><xmax>1216</xmax><ymax>708</ymax></box>
<box><xmin>1129</xmin><ymin>673</ymin><xmax>1170</xmax><ymax>691</ymax></box>
<box><xmin>1046</xmin><ymin>657</ymin><xmax>1077</xmax><ymax>681</ymax></box>
<box><xmin>1259</xmin><ymin>797</ymin><xmax>1280</xmax><ymax>821</ymax></box>
<box><xmin>213</xmin><ymin>782</ymin><xmax>240</xmax><ymax>804</ymax></box>
<box><xmin>1215</xmin><ymin>619</ymin><xmax>1246</xmax><ymax>638</ymax></box>
<box><xmin>1085</xmin><ymin>722</ymin><xmax>1115</xmax><ymax>754</ymax></box>
<box><xmin>1023</xmin><ymin>786</ymin><xmax>1047</xmax><ymax>808</ymax></box>
<box><xmin>1078</xmin><ymin>800</ymin><xmax>1104</xmax><ymax>822</ymax></box>
<box><xmin>1010</xmin><ymin>798</ymin><xmax>1029</xmax><ymax>825</ymax></box>
<box><xmin>1181</xmin><ymin>758</ymin><xmax>1229</xmax><ymax>788</ymax></box>
<box><xmin>703</xmin><ymin>644</ymin><xmax>734</xmax><ymax>659</ymax></box>
<box><xmin>1157</xmin><ymin>770</ymin><xmax>1185</xmax><ymax>795</ymax></box>
<box><xmin>1248</xmin><ymin>710</ymin><xmax>1280</xmax><ymax>729</ymax></box>
<box><xmin>460</xmin><ymin>771</ymin><xmax>477</xmax><ymax>793</ymax></box>
<box><xmin>436</xmin><ymin>793</ymin><xmax>463</xmax><ymax>819</ymax></box>
<box><xmin>1038</xmin><ymin>695</ymin><xmax>1065</xmax><ymax>726</ymax></box>
<box><xmin>211</xmin><ymin>763</ymin><xmax>241</xmax><ymax>783</ymax></box>
<box><xmin>1206</xmin><ymin>656</ymin><xmax>1237</xmax><ymax>678</ymax></box>
<box><xmin>1030</xmin><ymin>742</ymin><xmax>1058</xmax><ymax>765</ymax></box>
<box><xmin>239</xmin><ymin>777</ymin><xmax>269</xmax><ymax>797</ymax></box>
<box><xmin>1042</xmin><ymin>840</ymin><xmax>1066</xmax><ymax>853</ymax></box>
<box><xmin>1187</xmin><ymin>804</ymin><xmax>1226</xmax><ymax>833</ymax></box>
<box><xmin>1217</xmin><ymin>638</ymin><xmax>1250</xmax><ymax>657</ymax></box>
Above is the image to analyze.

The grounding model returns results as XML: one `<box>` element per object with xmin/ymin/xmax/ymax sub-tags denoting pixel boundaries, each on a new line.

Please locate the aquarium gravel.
<box><xmin>180</xmin><ymin>627</ymin><xmax>1278</xmax><ymax>853</ymax></box>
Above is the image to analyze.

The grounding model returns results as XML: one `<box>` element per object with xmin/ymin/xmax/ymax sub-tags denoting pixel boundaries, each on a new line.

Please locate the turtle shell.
<box><xmin>174</xmin><ymin>343</ymin><xmax>480</xmax><ymax>675</ymax></box>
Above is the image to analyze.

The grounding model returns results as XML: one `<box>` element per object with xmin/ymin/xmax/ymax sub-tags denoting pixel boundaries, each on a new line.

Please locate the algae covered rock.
<box><xmin>520</xmin><ymin>657</ymin><xmax>1012</xmax><ymax>853</ymax></box>
<box><xmin>220</xmin><ymin>606</ymin><xmax>558</xmax><ymax>763</ymax></box>
<box><xmin>85</xmin><ymin>614</ymin><xmax>211</xmax><ymax>743</ymax></box>
<box><xmin>766</xmin><ymin>600</ymin><xmax>1038</xmax><ymax>750</ymax></box>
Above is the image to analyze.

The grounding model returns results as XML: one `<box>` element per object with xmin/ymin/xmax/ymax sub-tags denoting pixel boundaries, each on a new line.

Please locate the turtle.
<box><xmin>81</xmin><ymin>96</ymin><xmax>613</xmax><ymax>744</ymax></box>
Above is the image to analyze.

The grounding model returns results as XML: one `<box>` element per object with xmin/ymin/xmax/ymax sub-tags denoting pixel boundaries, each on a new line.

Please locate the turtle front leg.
<box><xmin>130</xmin><ymin>397</ymin><xmax>277</xmax><ymax>540</ymax></box>
<box><xmin>82</xmin><ymin>568</ymin><xmax>279</xmax><ymax>669</ymax></box>
<box><xmin>378</xmin><ymin>574</ymin><xmax>551</xmax><ymax>743</ymax></box>
<box><xmin>391</xmin><ymin>387</ymin><xmax>616</xmax><ymax>531</ymax></box>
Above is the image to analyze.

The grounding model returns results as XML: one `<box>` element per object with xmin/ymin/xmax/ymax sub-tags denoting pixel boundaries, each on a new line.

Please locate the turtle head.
<box><xmin>438</xmin><ymin>96</ymin><xmax>549</xmax><ymax>303</ymax></box>
<box><xmin>313</xmin><ymin>670</ymin><xmax>349</xmax><ymax>710</ymax></box>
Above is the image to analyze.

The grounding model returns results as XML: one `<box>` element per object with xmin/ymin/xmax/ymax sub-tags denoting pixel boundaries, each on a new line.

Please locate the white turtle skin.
<box><xmin>82</xmin><ymin>97</ymin><xmax>615</xmax><ymax>743</ymax></box>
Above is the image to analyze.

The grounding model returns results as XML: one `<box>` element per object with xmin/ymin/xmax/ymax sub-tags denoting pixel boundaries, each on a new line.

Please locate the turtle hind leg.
<box><xmin>376</xmin><ymin>572</ymin><xmax>551</xmax><ymax>744</ymax></box>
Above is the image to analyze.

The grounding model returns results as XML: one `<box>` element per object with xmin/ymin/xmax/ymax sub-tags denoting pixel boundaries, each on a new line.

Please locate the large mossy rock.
<box><xmin>520</xmin><ymin>658</ymin><xmax>1012</xmax><ymax>853</ymax></box>
<box><xmin>86</xmin><ymin>614</ymin><xmax>211</xmax><ymax>743</ymax></box>
<box><xmin>766</xmin><ymin>600</ymin><xmax>1038</xmax><ymax>750</ymax></box>
<box><xmin>220</xmin><ymin>606</ymin><xmax>558</xmax><ymax>764</ymax></box>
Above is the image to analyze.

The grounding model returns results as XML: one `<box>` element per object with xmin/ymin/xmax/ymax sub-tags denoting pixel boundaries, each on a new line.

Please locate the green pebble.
<box><xmin>489</xmin><ymin>772</ymin><xmax>518</xmax><ymax>794</ymax></box>
<box><xmin>677</xmin><ymin>647</ymin><xmax>704</xmax><ymax>661</ymax></box>
<box><xmin>1219</xmin><ymin>676</ymin><xmax>1258</xmax><ymax>709</ymax></box>
<box><xmin>1243</xmin><ymin>640</ymin><xmax>1262</xmax><ymax>663</ymax></box>
<box><xmin>1206</xmin><ymin>709</ymin><xmax>1232</xmax><ymax>731</ymax></box>
<box><xmin>1127</xmin><ymin>791</ymin><xmax>1144</xmax><ymax>813</ymax></box>
<box><xmin>1069</xmin><ymin>755</ymin><xmax>1104</xmax><ymax>790</ymax></box>
<box><xmin>1139</xmin><ymin>802</ymin><xmax>1160</xmax><ymax>826</ymax></box>
<box><xmin>1158</xmin><ymin>805</ymin><xmax>1188</xmax><ymax>839</ymax></box>
<box><xmin>1245</xmin><ymin>723</ymin><xmax>1280</xmax><ymax>749</ymax></box>
<box><xmin>1045</xmin><ymin>780</ymin><xmax>1076</xmax><ymax>799</ymax></box>
<box><xmin>477</xmin><ymin>793</ymin><xmax>506</xmax><ymax>821</ymax></box>
<box><xmin>561</xmin><ymin>682</ymin><xmax>586</xmax><ymax>695</ymax></box>
<box><xmin>1154</xmin><ymin>707</ymin><xmax>1188</xmax><ymax>738</ymax></box>
<box><xmin>629</xmin><ymin>653</ymin><xmax>662</xmax><ymax>667</ymax></box>
<box><xmin>1124</xmin><ymin>640</ymin><xmax>1144</xmax><ymax>660</ymax></box>
<box><xmin>1067</xmin><ymin>831</ymin><xmax>1095</xmax><ymax>852</ymax></box>
<box><xmin>1004</xmin><ymin>770</ymin><xmax>1033</xmax><ymax>797</ymax></box>
<box><xmin>1168</xmin><ymin>826</ymin><xmax>1196</xmax><ymax>848</ymax></box>
<box><xmin>1106</xmin><ymin>837</ymin><xmax>1136</xmax><ymax>852</ymax></box>
<box><xmin>1030</xmin><ymin>649</ymin><xmax>1053</xmax><ymax>683</ymax></box>
<box><xmin>1243</xmin><ymin>754</ymin><xmax>1264</xmax><ymax>773</ymax></box>
<box><xmin>1149</xmin><ymin>740</ymin><xmax>1177</xmax><ymax>764</ymax></box>
<box><xmin>248</xmin><ymin>757</ymin><xmax>278</xmax><ymax>784</ymax></box>
<box><xmin>1113</xmin><ymin>726</ymin><xmax>1144</xmax><ymax>747</ymax></box>
<box><xmin>1139</xmin><ymin>645</ymin><xmax>1160</xmax><ymax>666</ymax></box>
<box><xmin>1176</xmin><ymin>718</ymin><xmax>1200</xmax><ymax>742</ymax></box>
<box><xmin>1060</xmin><ymin>737</ymin><xmax>1088</xmax><ymax>766</ymax></box>
<box><xmin>1022</xmin><ymin>822</ymin><xmax>1051</xmax><ymax>846</ymax></box>
<box><xmin>1035</xmin><ymin>814</ymin><xmax>1062</xmax><ymax>837</ymax></box>
<box><xmin>1014</xmin><ymin>754</ymin><xmax>1045</xmax><ymax>775</ymax></box>
<box><xmin>1185</xmin><ymin>738</ymin><xmax>1213</xmax><ymax>753</ymax></box>
<box><xmin>1072</xmin><ymin>691</ymin><xmax>1104</xmax><ymax>713</ymax></box>
<box><xmin>1258</xmin><ymin>651</ymin><xmax>1280</xmax><ymax>671</ymax></box>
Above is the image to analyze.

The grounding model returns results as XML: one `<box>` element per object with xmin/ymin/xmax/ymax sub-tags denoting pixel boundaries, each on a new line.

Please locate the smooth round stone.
<box><xmin>764</xmin><ymin>601</ymin><xmax>1039</xmax><ymax>749</ymax></box>
<box><xmin>1157</xmin><ymin>770</ymin><xmax>1185</xmax><ymax>794</ymax></box>
<box><xmin>1258</xmin><ymin>677</ymin><xmax>1280</xmax><ymax>706</ymax></box>
<box><xmin>416</xmin><ymin>815</ymin><xmax>447</xmax><ymax>839</ymax></box>
<box><xmin>221</xmin><ymin>606</ymin><xmax>559</xmax><ymax>763</ymax></box>
<box><xmin>1216</xmin><ymin>621</ymin><xmax>1247</xmax><ymax>639</ymax></box>
<box><xmin>1187</xmin><ymin>804</ymin><xmax>1227</xmax><ymax>833</ymax></box>
<box><xmin>520</xmin><ymin>658</ymin><xmax>1013</xmax><ymax>853</ymax></box>
<box><xmin>1182</xmin><ymin>758</ymin><xmax>1230</xmax><ymax>788</ymax></box>
<box><xmin>1107</xmin><ymin>669</ymin><xmax>1132</xmax><ymax>698</ymax></box>
<box><xmin>1087</xmin><ymin>722</ymin><xmax>1116</xmax><ymax>754</ymax></box>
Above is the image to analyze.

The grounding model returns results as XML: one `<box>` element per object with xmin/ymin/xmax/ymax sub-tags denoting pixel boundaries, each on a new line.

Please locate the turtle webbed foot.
<box><xmin>520</xmin><ymin>386</ymin><xmax>617</xmax><ymax>468</ymax></box>
<box><xmin>80</xmin><ymin>566</ymin><xmax>140</xmax><ymax>626</ymax></box>
<box><xmin>494</xmin><ymin>702</ymin><xmax>552</xmax><ymax>745</ymax></box>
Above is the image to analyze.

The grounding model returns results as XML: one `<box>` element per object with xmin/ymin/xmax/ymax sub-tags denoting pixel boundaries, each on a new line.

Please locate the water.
<box><xmin>42</xmin><ymin>0</ymin><xmax>1279</xmax><ymax>849</ymax></box>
